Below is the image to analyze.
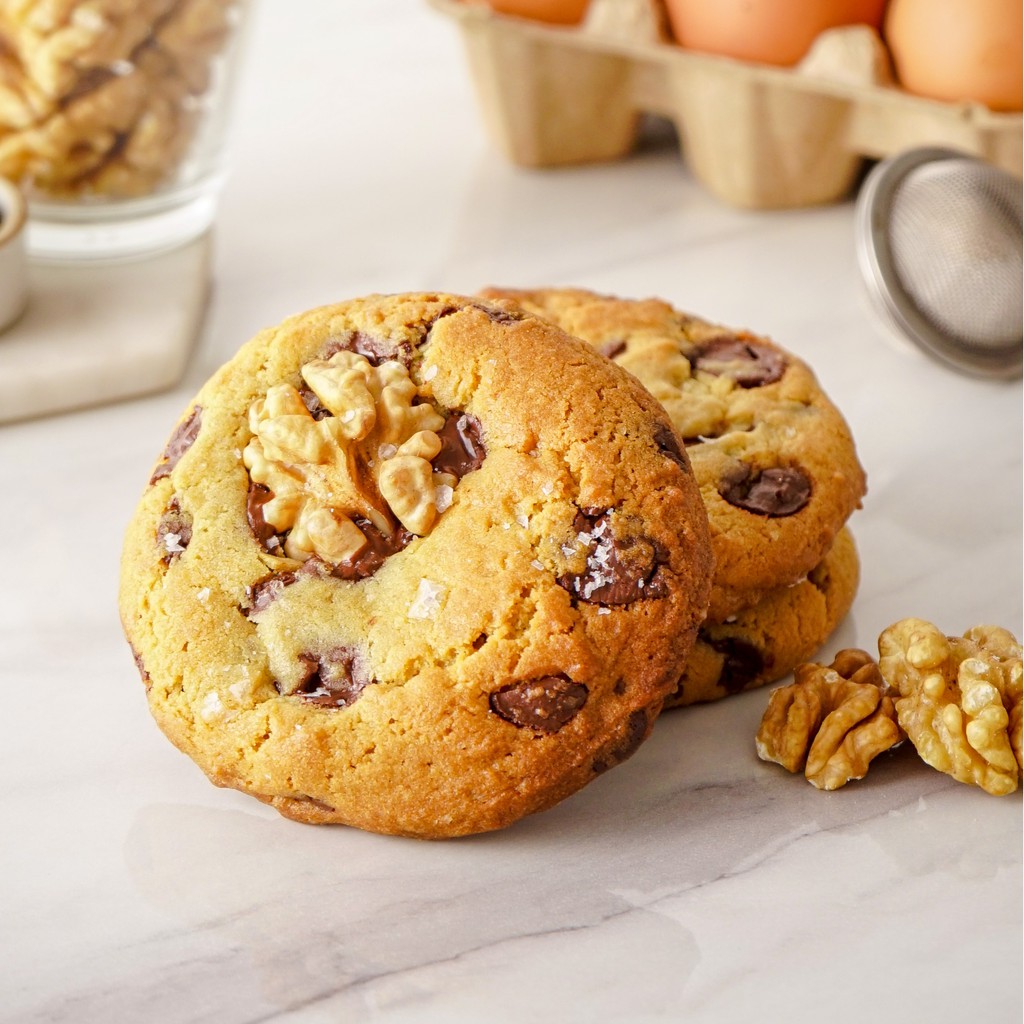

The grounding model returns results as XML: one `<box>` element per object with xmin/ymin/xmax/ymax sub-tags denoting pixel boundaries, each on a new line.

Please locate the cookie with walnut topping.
<box><xmin>478</xmin><ymin>287</ymin><xmax>867</xmax><ymax>622</ymax></box>
<box><xmin>119</xmin><ymin>292</ymin><xmax>714</xmax><ymax>838</ymax></box>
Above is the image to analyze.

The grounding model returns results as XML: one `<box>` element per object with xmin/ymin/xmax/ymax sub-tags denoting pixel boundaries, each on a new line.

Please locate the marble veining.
<box><xmin>1</xmin><ymin>2</ymin><xmax>1020</xmax><ymax>1022</ymax></box>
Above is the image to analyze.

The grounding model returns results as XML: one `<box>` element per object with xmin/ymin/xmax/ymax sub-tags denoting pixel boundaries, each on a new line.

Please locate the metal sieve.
<box><xmin>856</xmin><ymin>146</ymin><xmax>1022</xmax><ymax>379</ymax></box>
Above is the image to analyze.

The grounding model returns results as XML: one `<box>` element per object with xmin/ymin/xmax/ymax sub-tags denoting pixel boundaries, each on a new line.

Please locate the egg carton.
<box><xmin>431</xmin><ymin>0</ymin><xmax>1023</xmax><ymax>209</ymax></box>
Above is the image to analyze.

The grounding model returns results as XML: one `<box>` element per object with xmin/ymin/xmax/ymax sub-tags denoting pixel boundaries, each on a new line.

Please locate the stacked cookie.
<box><xmin>120</xmin><ymin>293</ymin><xmax>715</xmax><ymax>838</ymax></box>
<box><xmin>479</xmin><ymin>288</ymin><xmax>867</xmax><ymax>707</ymax></box>
<box><xmin>120</xmin><ymin>288</ymin><xmax>867</xmax><ymax>836</ymax></box>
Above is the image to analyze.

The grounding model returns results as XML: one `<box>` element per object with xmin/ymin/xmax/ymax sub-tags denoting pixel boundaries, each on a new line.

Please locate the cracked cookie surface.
<box><xmin>119</xmin><ymin>292</ymin><xmax>714</xmax><ymax>838</ymax></box>
<box><xmin>479</xmin><ymin>287</ymin><xmax>867</xmax><ymax>621</ymax></box>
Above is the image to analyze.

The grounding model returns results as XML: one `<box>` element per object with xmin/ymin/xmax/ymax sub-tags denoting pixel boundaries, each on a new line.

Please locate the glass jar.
<box><xmin>0</xmin><ymin>0</ymin><xmax>252</xmax><ymax>261</ymax></box>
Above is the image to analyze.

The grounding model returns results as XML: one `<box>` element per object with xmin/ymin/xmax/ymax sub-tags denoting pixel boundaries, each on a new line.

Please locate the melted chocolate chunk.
<box><xmin>653</xmin><ymin>423</ymin><xmax>689</xmax><ymax>471</ymax></box>
<box><xmin>246</xmin><ymin>559</ymin><xmax>328</xmax><ymax>616</ymax></box>
<box><xmin>321</xmin><ymin>331</ymin><xmax>411</xmax><ymax>367</ymax></box>
<box><xmin>691</xmin><ymin>335</ymin><xmax>786</xmax><ymax>388</ymax></box>
<box><xmin>288</xmin><ymin>646</ymin><xmax>376</xmax><ymax>708</ymax></box>
<box><xmin>702</xmin><ymin>633</ymin><xmax>766</xmax><ymax>694</ymax></box>
<box><xmin>246</xmin><ymin>483</ymin><xmax>280</xmax><ymax>547</ymax></box>
<box><xmin>331</xmin><ymin>519</ymin><xmax>414</xmax><ymax>580</ymax></box>
<box><xmin>433</xmin><ymin>413</ymin><xmax>486</xmax><ymax>479</ymax></box>
<box><xmin>558</xmin><ymin>510</ymin><xmax>669</xmax><ymax>606</ymax></box>
<box><xmin>157</xmin><ymin>497</ymin><xmax>192</xmax><ymax>563</ymax></box>
<box><xmin>299</xmin><ymin>388</ymin><xmax>330</xmax><ymax>420</ymax></box>
<box><xmin>476</xmin><ymin>303</ymin><xmax>525</xmax><ymax>324</ymax></box>
<box><xmin>489</xmin><ymin>675</ymin><xmax>588</xmax><ymax>734</ymax></box>
<box><xmin>249</xmin><ymin>571</ymin><xmax>298</xmax><ymax>614</ymax></box>
<box><xmin>593</xmin><ymin>709</ymin><xmax>650</xmax><ymax>774</ymax></box>
<box><xmin>150</xmin><ymin>406</ymin><xmax>202</xmax><ymax>483</ymax></box>
<box><xmin>597</xmin><ymin>339</ymin><xmax>627</xmax><ymax>360</ymax></box>
<box><xmin>719</xmin><ymin>464</ymin><xmax>811</xmax><ymax>517</ymax></box>
<box><xmin>322</xmin><ymin>304</ymin><xmax>468</xmax><ymax>365</ymax></box>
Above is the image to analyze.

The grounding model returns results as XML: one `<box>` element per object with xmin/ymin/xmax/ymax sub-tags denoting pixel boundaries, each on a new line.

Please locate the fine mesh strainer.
<box><xmin>856</xmin><ymin>147</ymin><xmax>1023</xmax><ymax>379</ymax></box>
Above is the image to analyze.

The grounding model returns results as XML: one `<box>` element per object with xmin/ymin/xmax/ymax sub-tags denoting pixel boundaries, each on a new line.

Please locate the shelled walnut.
<box><xmin>756</xmin><ymin>648</ymin><xmax>904</xmax><ymax>790</ymax></box>
<box><xmin>244</xmin><ymin>350</ymin><xmax>457</xmax><ymax>566</ymax></box>
<box><xmin>878</xmin><ymin>619</ymin><xmax>1022</xmax><ymax>797</ymax></box>
<box><xmin>0</xmin><ymin>0</ymin><xmax>239</xmax><ymax>198</ymax></box>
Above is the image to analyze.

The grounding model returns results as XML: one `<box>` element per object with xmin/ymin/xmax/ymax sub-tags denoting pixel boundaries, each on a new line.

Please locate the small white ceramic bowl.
<box><xmin>0</xmin><ymin>176</ymin><xmax>29</xmax><ymax>332</ymax></box>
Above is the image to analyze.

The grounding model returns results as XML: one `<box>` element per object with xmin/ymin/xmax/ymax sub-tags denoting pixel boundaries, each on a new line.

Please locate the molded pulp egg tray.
<box><xmin>431</xmin><ymin>0</ymin><xmax>1023</xmax><ymax>209</ymax></box>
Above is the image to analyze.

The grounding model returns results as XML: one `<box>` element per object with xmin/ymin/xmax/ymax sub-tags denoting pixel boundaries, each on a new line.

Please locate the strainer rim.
<box><xmin>856</xmin><ymin>146</ymin><xmax>1023</xmax><ymax>380</ymax></box>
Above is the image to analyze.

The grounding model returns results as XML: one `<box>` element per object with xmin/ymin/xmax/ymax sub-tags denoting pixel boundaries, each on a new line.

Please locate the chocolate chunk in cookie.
<box><xmin>332</xmin><ymin>521</ymin><xmax>414</xmax><ymax>580</ymax></box>
<box><xmin>150</xmin><ymin>406</ymin><xmax>201</xmax><ymax>483</ymax></box>
<box><xmin>490</xmin><ymin>676</ymin><xmax>589</xmax><ymax>734</ymax></box>
<box><xmin>287</xmin><ymin>647</ymin><xmax>376</xmax><ymax>708</ymax></box>
<box><xmin>702</xmin><ymin>635</ymin><xmax>766</xmax><ymax>693</ymax></box>
<box><xmin>592</xmin><ymin>709</ymin><xmax>650</xmax><ymax>774</ymax></box>
<box><xmin>719</xmin><ymin>464</ymin><xmax>812</xmax><ymax>517</ymax></box>
<box><xmin>246</xmin><ymin>483</ymin><xmax>280</xmax><ymax>548</ymax></box>
<box><xmin>156</xmin><ymin>497</ymin><xmax>191</xmax><ymax>564</ymax></box>
<box><xmin>558</xmin><ymin>511</ymin><xmax>668</xmax><ymax>606</ymax></box>
<box><xmin>322</xmin><ymin>330</ymin><xmax>412</xmax><ymax>367</ymax></box>
<box><xmin>433</xmin><ymin>413</ymin><xmax>485</xmax><ymax>478</ymax></box>
<box><xmin>598</xmin><ymin>339</ymin><xmax>627</xmax><ymax>359</ymax></box>
<box><xmin>653</xmin><ymin>423</ymin><xmax>690</xmax><ymax>471</ymax></box>
<box><xmin>691</xmin><ymin>335</ymin><xmax>786</xmax><ymax>387</ymax></box>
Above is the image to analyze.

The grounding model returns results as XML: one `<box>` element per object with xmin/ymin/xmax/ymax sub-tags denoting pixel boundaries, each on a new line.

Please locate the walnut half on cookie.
<box><xmin>243</xmin><ymin>350</ymin><xmax>454</xmax><ymax>565</ymax></box>
<box><xmin>756</xmin><ymin>648</ymin><xmax>904</xmax><ymax>790</ymax></box>
<box><xmin>878</xmin><ymin>619</ymin><xmax>1023</xmax><ymax>797</ymax></box>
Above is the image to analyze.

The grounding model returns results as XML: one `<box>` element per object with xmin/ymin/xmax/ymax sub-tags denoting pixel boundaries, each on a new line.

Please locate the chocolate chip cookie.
<box><xmin>119</xmin><ymin>292</ymin><xmax>714</xmax><ymax>838</ymax></box>
<box><xmin>478</xmin><ymin>287</ymin><xmax>867</xmax><ymax>621</ymax></box>
<box><xmin>665</xmin><ymin>526</ymin><xmax>860</xmax><ymax>707</ymax></box>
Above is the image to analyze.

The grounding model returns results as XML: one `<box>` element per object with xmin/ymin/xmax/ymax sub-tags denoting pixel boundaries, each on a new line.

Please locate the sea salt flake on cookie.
<box><xmin>408</xmin><ymin>578</ymin><xmax>445</xmax><ymax>620</ymax></box>
<box><xmin>200</xmin><ymin>692</ymin><xmax>223</xmax><ymax>720</ymax></box>
<box><xmin>435</xmin><ymin>484</ymin><xmax>454</xmax><ymax>512</ymax></box>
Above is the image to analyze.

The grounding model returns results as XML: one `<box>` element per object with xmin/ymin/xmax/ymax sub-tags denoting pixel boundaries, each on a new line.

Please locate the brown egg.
<box><xmin>480</xmin><ymin>0</ymin><xmax>590</xmax><ymax>25</ymax></box>
<box><xmin>885</xmin><ymin>0</ymin><xmax>1023</xmax><ymax>111</ymax></box>
<box><xmin>663</xmin><ymin>0</ymin><xmax>887</xmax><ymax>66</ymax></box>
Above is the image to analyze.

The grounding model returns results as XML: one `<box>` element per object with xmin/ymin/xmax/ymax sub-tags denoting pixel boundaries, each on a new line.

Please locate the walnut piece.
<box><xmin>878</xmin><ymin>618</ymin><xmax>1022</xmax><ymax>797</ymax></box>
<box><xmin>756</xmin><ymin>648</ymin><xmax>904</xmax><ymax>791</ymax></box>
<box><xmin>0</xmin><ymin>0</ymin><xmax>238</xmax><ymax>197</ymax></box>
<box><xmin>3</xmin><ymin>0</ymin><xmax>180</xmax><ymax>100</ymax></box>
<box><xmin>244</xmin><ymin>351</ymin><xmax>456</xmax><ymax>566</ymax></box>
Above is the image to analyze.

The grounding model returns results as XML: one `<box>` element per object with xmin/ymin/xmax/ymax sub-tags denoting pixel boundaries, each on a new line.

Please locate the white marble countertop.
<box><xmin>2</xmin><ymin>3</ymin><xmax>1021</xmax><ymax>1022</ymax></box>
